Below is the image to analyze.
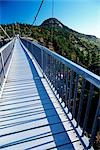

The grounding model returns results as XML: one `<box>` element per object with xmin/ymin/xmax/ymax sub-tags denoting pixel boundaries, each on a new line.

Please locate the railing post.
<box><xmin>82</xmin><ymin>84</ymin><xmax>94</xmax><ymax>136</ymax></box>
<box><xmin>65</xmin><ymin>68</ymin><xmax>69</xmax><ymax>105</ymax></box>
<box><xmin>31</xmin><ymin>41</ymin><xmax>33</xmax><ymax>52</ymax></box>
<box><xmin>41</xmin><ymin>47</ymin><xmax>44</xmax><ymax>77</ymax></box>
<box><xmin>88</xmin><ymin>99</ymin><xmax>100</xmax><ymax>148</ymax></box>
<box><xmin>26</xmin><ymin>40</ymin><xmax>28</xmax><ymax>48</ymax></box>
<box><xmin>0</xmin><ymin>52</ymin><xmax>5</xmax><ymax>78</ymax></box>
<box><xmin>72</xmin><ymin>74</ymin><xmax>79</xmax><ymax>119</ymax></box>
<box><xmin>68</xmin><ymin>70</ymin><xmax>74</xmax><ymax>112</ymax></box>
<box><xmin>76</xmin><ymin>79</ymin><xmax>86</xmax><ymax>126</ymax></box>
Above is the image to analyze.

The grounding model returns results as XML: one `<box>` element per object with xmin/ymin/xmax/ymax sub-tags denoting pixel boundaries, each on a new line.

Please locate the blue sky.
<box><xmin>0</xmin><ymin>0</ymin><xmax>100</xmax><ymax>38</ymax></box>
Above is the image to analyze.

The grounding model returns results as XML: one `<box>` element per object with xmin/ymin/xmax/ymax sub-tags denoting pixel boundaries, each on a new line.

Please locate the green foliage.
<box><xmin>0</xmin><ymin>22</ymin><xmax>99</xmax><ymax>75</ymax></box>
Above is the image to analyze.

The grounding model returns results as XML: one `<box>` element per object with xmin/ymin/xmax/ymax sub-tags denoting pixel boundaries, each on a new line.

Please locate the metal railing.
<box><xmin>21</xmin><ymin>38</ymin><xmax>100</xmax><ymax>149</ymax></box>
<box><xmin>0</xmin><ymin>38</ymin><xmax>11</xmax><ymax>48</ymax></box>
<box><xmin>0</xmin><ymin>39</ymin><xmax>15</xmax><ymax>92</ymax></box>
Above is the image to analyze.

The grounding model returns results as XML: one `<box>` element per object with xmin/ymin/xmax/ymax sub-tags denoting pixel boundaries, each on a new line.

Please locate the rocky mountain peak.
<box><xmin>41</xmin><ymin>18</ymin><xmax>64</xmax><ymax>28</ymax></box>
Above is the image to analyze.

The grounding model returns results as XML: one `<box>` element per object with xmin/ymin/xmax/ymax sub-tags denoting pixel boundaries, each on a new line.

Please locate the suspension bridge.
<box><xmin>0</xmin><ymin>35</ymin><xmax>99</xmax><ymax>150</ymax></box>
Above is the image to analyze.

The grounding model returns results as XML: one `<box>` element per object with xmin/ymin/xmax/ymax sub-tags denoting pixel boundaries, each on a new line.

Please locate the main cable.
<box><xmin>32</xmin><ymin>0</ymin><xmax>44</xmax><ymax>25</ymax></box>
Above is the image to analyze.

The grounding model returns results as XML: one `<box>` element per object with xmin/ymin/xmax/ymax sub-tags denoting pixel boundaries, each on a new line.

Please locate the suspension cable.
<box><xmin>51</xmin><ymin>0</ymin><xmax>54</xmax><ymax>43</ymax></box>
<box><xmin>0</xmin><ymin>25</ymin><xmax>10</xmax><ymax>40</ymax></box>
<box><xmin>25</xmin><ymin>0</ymin><xmax>44</xmax><ymax>36</ymax></box>
<box><xmin>32</xmin><ymin>0</ymin><xmax>44</xmax><ymax>25</ymax></box>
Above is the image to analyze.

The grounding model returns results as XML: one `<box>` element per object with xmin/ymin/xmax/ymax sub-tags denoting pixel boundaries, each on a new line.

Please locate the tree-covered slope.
<box><xmin>0</xmin><ymin>18</ymin><xmax>100</xmax><ymax>75</ymax></box>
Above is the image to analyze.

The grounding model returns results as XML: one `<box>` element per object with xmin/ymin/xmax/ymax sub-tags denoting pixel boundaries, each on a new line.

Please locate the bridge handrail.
<box><xmin>21</xmin><ymin>38</ymin><xmax>100</xmax><ymax>88</ymax></box>
<box><xmin>33</xmin><ymin>41</ymin><xmax>100</xmax><ymax>89</ymax></box>
<box><xmin>0</xmin><ymin>39</ymin><xmax>13</xmax><ymax>53</ymax></box>
<box><xmin>0</xmin><ymin>38</ymin><xmax>15</xmax><ymax>93</ymax></box>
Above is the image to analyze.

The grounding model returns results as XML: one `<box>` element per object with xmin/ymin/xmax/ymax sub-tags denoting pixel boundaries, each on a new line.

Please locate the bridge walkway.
<box><xmin>0</xmin><ymin>39</ymin><xmax>84</xmax><ymax>149</ymax></box>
